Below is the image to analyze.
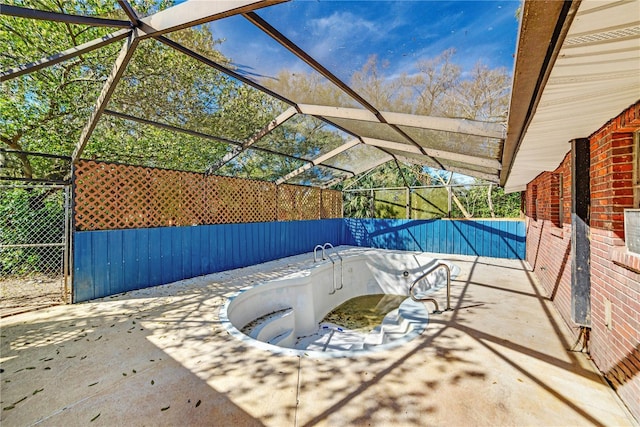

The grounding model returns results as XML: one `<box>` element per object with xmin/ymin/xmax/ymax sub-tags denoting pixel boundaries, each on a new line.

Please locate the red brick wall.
<box><xmin>525</xmin><ymin>171</ymin><xmax>562</xmax><ymax>226</ymax></box>
<box><xmin>590</xmin><ymin>227</ymin><xmax>640</xmax><ymax>418</ymax></box>
<box><xmin>524</xmin><ymin>101</ymin><xmax>640</xmax><ymax>420</ymax></box>
<box><xmin>525</xmin><ymin>154</ymin><xmax>574</xmax><ymax>335</ymax></box>
<box><xmin>588</xmin><ymin>101</ymin><xmax>640</xmax><ymax>419</ymax></box>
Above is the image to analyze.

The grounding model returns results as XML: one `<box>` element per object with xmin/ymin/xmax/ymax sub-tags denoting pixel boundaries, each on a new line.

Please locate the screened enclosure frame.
<box><xmin>2</xmin><ymin>0</ymin><xmax>507</xmax><ymax>187</ymax></box>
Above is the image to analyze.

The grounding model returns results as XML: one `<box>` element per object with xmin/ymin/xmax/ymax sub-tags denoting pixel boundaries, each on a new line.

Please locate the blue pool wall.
<box><xmin>73</xmin><ymin>218</ymin><xmax>525</xmax><ymax>302</ymax></box>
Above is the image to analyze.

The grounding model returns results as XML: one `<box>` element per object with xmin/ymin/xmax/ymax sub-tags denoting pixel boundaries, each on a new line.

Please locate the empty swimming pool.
<box><xmin>219</xmin><ymin>247</ymin><xmax>459</xmax><ymax>357</ymax></box>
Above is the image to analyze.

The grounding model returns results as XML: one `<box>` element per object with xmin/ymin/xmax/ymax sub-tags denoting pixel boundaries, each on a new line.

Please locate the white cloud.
<box><xmin>307</xmin><ymin>11</ymin><xmax>389</xmax><ymax>62</ymax></box>
<box><xmin>207</xmin><ymin>1</ymin><xmax>518</xmax><ymax>86</ymax></box>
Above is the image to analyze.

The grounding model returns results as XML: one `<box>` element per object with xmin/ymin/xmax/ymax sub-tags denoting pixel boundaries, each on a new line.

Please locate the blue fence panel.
<box><xmin>342</xmin><ymin>219</ymin><xmax>525</xmax><ymax>259</ymax></box>
<box><xmin>107</xmin><ymin>230</ymin><xmax>124</xmax><ymax>297</ymax></box>
<box><xmin>73</xmin><ymin>218</ymin><xmax>523</xmax><ymax>302</ymax></box>
<box><xmin>122</xmin><ymin>230</ymin><xmax>137</xmax><ymax>290</ymax></box>
<box><xmin>73</xmin><ymin>232</ymin><xmax>94</xmax><ymax>302</ymax></box>
<box><xmin>159</xmin><ymin>227</ymin><xmax>173</xmax><ymax>285</ymax></box>
<box><xmin>182</xmin><ymin>226</ymin><xmax>194</xmax><ymax>279</ymax></box>
<box><xmin>73</xmin><ymin>219</ymin><xmax>344</xmax><ymax>302</ymax></box>
<box><xmin>92</xmin><ymin>232</ymin><xmax>109</xmax><ymax>299</ymax></box>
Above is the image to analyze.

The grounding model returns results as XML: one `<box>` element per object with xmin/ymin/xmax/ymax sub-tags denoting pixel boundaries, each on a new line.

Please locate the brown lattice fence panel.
<box><xmin>212</xmin><ymin>175</ymin><xmax>277</xmax><ymax>224</ymax></box>
<box><xmin>149</xmin><ymin>168</ymin><xmax>182</xmax><ymax>226</ymax></box>
<box><xmin>277</xmin><ymin>185</ymin><xmax>321</xmax><ymax>221</ymax></box>
<box><xmin>118</xmin><ymin>164</ymin><xmax>151</xmax><ymax>228</ymax></box>
<box><xmin>74</xmin><ymin>161</ymin><xmax>121</xmax><ymax>230</ymax></box>
<box><xmin>74</xmin><ymin>160</ymin><xmax>341</xmax><ymax>231</ymax></box>
<box><xmin>321</xmin><ymin>189</ymin><xmax>343</xmax><ymax>218</ymax></box>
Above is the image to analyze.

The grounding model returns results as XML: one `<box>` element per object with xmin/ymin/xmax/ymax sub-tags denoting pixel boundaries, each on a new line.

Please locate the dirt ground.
<box><xmin>0</xmin><ymin>275</ymin><xmax>66</xmax><ymax>317</ymax></box>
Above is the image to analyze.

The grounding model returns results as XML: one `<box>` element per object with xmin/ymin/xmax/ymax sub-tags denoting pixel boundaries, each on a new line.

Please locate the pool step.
<box><xmin>363</xmin><ymin>309</ymin><xmax>405</xmax><ymax>346</ymax></box>
<box><xmin>292</xmin><ymin>298</ymin><xmax>430</xmax><ymax>353</ymax></box>
<box><xmin>267</xmin><ymin>328</ymin><xmax>294</xmax><ymax>347</ymax></box>
<box><xmin>361</xmin><ymin>299</ymin><xmax>427</xmax><ymax>347</ymax></box>
<box><xmin>243</xmin><ymin>308</ymin><xmax>296</xmax><ymax>347</ymax></box>
<box><xmin>297</xmin><ymin>323</ymin><xmax>368</xmax><ymax>352</ymax></box>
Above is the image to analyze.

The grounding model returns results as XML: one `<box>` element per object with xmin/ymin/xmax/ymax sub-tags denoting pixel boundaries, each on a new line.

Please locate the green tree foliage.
<box><xmin>1</xmin><ymin>0</ymin><xmax>127</xmax><ymax>178</ymax></box>
<box><xmin>342</xmin><ymin>163</ymin><xmax>426</xmax><ymax>218</ymax></box>
<box><xmin>0</xmin><ymin>187</ymin><xmax>65</xmax><ymax>275</ymax></box>
<box><xmin>2</xmin><ymin>0</ymin><xmax>520</xmax><ymax>219</ymax></box>
<box><xmin>342</xmin><ymin>164</ymin><xmax>521</xmax><ymax>219</ymax></box>
<box><xmin>88</xmin><ymin>30</ymin><xmax>289</xmax><ymax>172</ymax></box>
<box><xmin>1</xmin><ymin>0</ymin><xmax>289</xmax><ymax>177</ymax></box>
<box><xmin>452</xmin><ymin>183</ymin><xmax>521</xmax><ymax>218</ymax></box>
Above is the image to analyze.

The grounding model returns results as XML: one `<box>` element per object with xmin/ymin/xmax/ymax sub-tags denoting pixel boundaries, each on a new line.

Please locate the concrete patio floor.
<box><xmin>1</xmin><ymin>248</ymin><xmax>637</xmax><ymax>426</ymax></box>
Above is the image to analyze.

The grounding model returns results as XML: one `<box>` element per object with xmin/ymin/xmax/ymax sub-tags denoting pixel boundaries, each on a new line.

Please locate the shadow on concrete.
<box><xmin>1</xmin><ymin>251</ymin><xmax>633</xmax><ymax>426</ymax></box>
<box><xmin>296</xmin><ymin>256</ymin><xmax>612</xmax><ymax>426</ymax></box>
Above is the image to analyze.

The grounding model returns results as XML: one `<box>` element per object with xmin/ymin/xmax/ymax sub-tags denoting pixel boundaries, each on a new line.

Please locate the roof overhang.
<box><xmin>502</xmin><ymin>0</ymin><xmax>640</xmax><ymax>192</ymax></box>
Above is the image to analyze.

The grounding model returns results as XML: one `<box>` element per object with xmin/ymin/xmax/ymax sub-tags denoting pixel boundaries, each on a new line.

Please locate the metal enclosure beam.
<box><xmin>156</xmin><ymin>36</ymin><xmax>293</xmax><ymax>105</ymax></box>
<box><xmin>275</xmin><ymin>164</ymin><xmax>310</xmax><ymax>185</ymax></box>
<box><xmin>206</xmin><ymin>106</ymin><xmax>297</xmax><ymax>173</ymax></box>
<box><xmin>102</xmin><ymin>110</ymin><xmax>351</xmax><ymax>177</ymax></box>
<box><xmin>117</xmin><ymin>0</ymin><xmax>140</xmax><ymax>24</ymax></box>
<box><xmin>311</xmin><ymin>139</ymin><xmax>360</xmax><ymax>167</ymax></box>
<box><xmin>243</xmin><ymin>11</ymin><xmax>382</xmax><ymax>117</ymax></box>
<box><xmin>570</xmin><ymin>137</ymin><xmax>591</xmax><ymax>326</ymax></box>
<box><xmin>1</xmin><ymin>29</ymin><xmax>131</xmax><ymax>81</ymax></box>
<box><xmin>395</xmin><ymin>155</ymin><xmax>500</xmax><ymax>183</ymax></box>
<box><xmin>342</xmin><ymin>165</ymin><xmax>383</xmax><ymax>191</ymax></box>
<box><xmin>2</xmin><ymin>4</ymin><xmax>131</xmax><ymax>27</ymax></box>
<box><xmin>243</xmin><ymin>107</ymin><xmax>297</xmax><ymax>147</ymax></box>
<box><xmin>243</xmin><ymin>14</ymin><xmax>440</xmax><ymax>162</ymax></box>
<box><xmin>138</xmin><ymin>0</ymin><xmax>285</xmax><ymax>39</ymax></box>
<box><xmin>298</xmin><ymin>104</ymin><xmax>378</xmax><ymax>122</ymax></box>
<box><xmin>299</xmin><ymin>104</ymin><xmax>504</xmax><ymax>139</ymax></box>
<box><xmin>104</xmin><ymin>110</ymin><xmax>240</xmax><ymax>146</ymax></box>
<box><xmin>72</xmin><ymin>32</ymin><xmax>140</xmax><ymax>162</ymax></box>
<box><xmin>382</xmin><ymin>111</ymin><xmax>504</xmax><ymax>140</ymax></box>
<box><xmin>361</xmin><ymin>137</ymin><xmax>501</xmax><ymax>170</ymax></box>
<box><xmin>276</xmin><ymin>139</ymin><xmax>360</xmax><ymax>184</ymax></box>
<box><xmin>322</xmin><ymin>154</ymin><xmax>394</xmax><ymax>189</ymax></box>
<box><xmin>353</xmin><ymin>152</ymin><xmax>395</xmax><ymax>175</ymax></box>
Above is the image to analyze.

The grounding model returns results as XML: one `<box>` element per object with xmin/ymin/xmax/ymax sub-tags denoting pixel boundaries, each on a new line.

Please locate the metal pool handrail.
<box><xmin>327</xmin><ymin>253</ymin><xmax>344</xmax><ymax>293</ymax></box>
<box><xmin>313</xmin><ymin>244</ymin><xmax>325</xmax><ymax>262</ymax></box>
<box><xmin>322</xmin><ymin>243</ymin><xmax>344</xmax><ymax>294</ymax></box>
<box><xmin>409</xmin><ymin>263</ymin><xmax>452</xmax><ymax>314</ymax></box>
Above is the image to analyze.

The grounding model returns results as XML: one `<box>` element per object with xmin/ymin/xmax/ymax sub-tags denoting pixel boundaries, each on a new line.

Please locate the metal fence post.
<box><xmin>406</xmin><ymin>187</ymin><xmax>411</xmax><ymax>219</ymax></box>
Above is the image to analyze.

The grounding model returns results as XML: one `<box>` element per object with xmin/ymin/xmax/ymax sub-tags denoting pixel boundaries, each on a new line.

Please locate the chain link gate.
<box><xmin>0</xmin><ymin>184</ymin><xmax>71</xmax><ymax>315</ymax></box>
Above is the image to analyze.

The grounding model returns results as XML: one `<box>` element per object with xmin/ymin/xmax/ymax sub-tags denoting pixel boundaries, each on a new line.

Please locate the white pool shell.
<box><xmin>219</xmin><ymin>247</ymin><xmax>459</xmax><ymax>357</ymax></box>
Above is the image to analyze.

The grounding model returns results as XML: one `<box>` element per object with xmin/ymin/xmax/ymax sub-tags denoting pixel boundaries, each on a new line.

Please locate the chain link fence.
<box><xmin>0</xmin><ymin>184</ymin><xmax>70</xmax><ymax>315</ymax></box>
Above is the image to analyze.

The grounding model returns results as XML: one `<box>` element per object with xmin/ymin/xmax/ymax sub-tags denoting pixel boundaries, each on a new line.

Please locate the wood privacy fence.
<box><xmin>73</xmin><ymin>160</ymin><xmax>342</xmax><ymax>231</ymax></box>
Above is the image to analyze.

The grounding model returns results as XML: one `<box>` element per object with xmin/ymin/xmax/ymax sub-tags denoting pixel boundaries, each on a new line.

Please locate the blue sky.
<box><xmin>208</xmin><ymin>0</ymin><xmax>521</xmax><ymax>83</ymax></box>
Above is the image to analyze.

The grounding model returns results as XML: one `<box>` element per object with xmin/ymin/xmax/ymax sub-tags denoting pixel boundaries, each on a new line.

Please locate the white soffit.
<box><xmin>505</xmin><ymin>0</ymin><xmax>640</xmax><ymax>193</ymax></box>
